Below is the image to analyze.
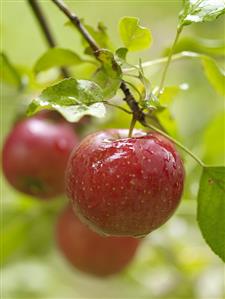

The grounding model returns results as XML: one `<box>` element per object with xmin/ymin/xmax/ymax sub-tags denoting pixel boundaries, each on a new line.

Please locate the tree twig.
<box><xmin>51</xmin><ymin>0</ymin><xmax>99</xmax><ymax>53</ymax></box>
<box><xmin>33</xmin><ymin>0</ymin><xmax>203</xmax><ymax>167</ymax></box>
<box><xmin>51</xmin><ymin>0</ymin><xmax>146</xmax><ymax>125</ymax></box>
<box><xmin>27</xmin><ymin>0</ymin><xmax>70</xmax><ymax>78</ymax></box>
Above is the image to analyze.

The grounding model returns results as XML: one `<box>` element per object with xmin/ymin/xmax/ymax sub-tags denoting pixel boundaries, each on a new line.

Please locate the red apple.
<box><xmin>66</xmin><ymin>129</ymin><xmax>185</xmax><ymax>237</ymax></box>
<box><xmin>34</xmin><ymin>110</ymin><xmax>65</xmax><ymax>123</ymax></box>
<box><xmin>2</xmin><ymin>117</ymin><xmax>79</xmax><ymax>199</ymax></box>
<box><xmin>56</xmin><ymin>206</ymin><xmax>140</xmax><ymax>277</ymax></box>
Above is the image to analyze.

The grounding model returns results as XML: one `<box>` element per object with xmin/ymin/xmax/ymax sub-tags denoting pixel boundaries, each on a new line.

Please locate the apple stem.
<box><xmin>128</xmin><ymin>116</ymin><xmax>137</xmax><ymax>138</ymax></box>
<box><xmin>145</xmin><ymin>123</ymin><xmax>205</xmax><ymax>167</ymax></box>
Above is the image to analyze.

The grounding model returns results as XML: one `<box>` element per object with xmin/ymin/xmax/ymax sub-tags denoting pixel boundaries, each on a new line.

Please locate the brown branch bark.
<box><xmin>27</xmin><ymin>0</ymin><xmax>70</xmax><ymax>78</ymax></box>
<box><xmin>51</xmin><ymin>0</ymin><xmax>146</xmax><ymax>125</ymax></box>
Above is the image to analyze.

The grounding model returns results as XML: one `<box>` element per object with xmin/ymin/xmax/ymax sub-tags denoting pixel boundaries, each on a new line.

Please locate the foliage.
<box><xmin>34</xmin><ymin>48</ymin><xmax>84</xmax><ymax>73</ymax></box>
<box><xmin>197</xmin><ymin>166</ymin><xmax>225</xmax><ymax>262</ymax></box>
<box><xmin>27</xmin><ymin>78</ymin><xmax>105</xmax><ymax>122</ymax></box>
<box><xmin>179</xmin><ymin>0</ymin><xmax>225</xmax><ymax>27</ymax></box>
<box><xmin>1</xmin><ymin>1</ymin><xmax>225</xmax><ymax>297</ymax></box>
<box><xmin>119</xmin><ymin>17</ymin><xmax>152</xmax><ymax>51</ymax></box>
<box><xmin>0</xmin><ymin>53</ymin><xmax>23</xmax><ymax>89</ymax></box>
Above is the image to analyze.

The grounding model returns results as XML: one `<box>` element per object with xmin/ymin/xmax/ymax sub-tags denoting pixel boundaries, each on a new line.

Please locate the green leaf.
<box><xmin>197</xmin><ymin>166</ymin><xmax>225</xmax><ymax>261</ymax></box>
<box><xmin>93</xmin><ymin>49</ymin><xmax>122</xmax><ymax>99</ymax></box>
<box><xmin>201</xmin><ymin>56</ymin><xmax>225</xmax><ymax>96</ymax></box>
<box><xmin>27</xmin><ymin>78</ymin><xmax>105</xmax><ymax>122</ymax></box>
<box><xmin>115</xmin><ymin>47</ymin><xmax>128</xmax><ymax>64</ymax></box>
<box><xmin>179</xmin><ymin>0</ymin><xmax>225</xmax><ymax>27</ymax></box>
<box><xmin>34</xmin><ymin>48</ymin><xmax>83</xmax><ymax>74</ymax></box>
<box><xmin>163</xmin><ymin>51</ymin><xmax>224</xmax><ymax>97</ymax></box>
<box><xmin>1</xmin><ymin>196</ymin><xmax>64</xmax><ymax>265</ymax></box>
<box><xmin>93</xmin><ymin>68</ymin><xmax>121</xmax><ymax>100</ymax></box>
<box><xmin>204</xmin><ymin>113</ymin><xmax>225</xmax><ymax>165</ymax></box>
<box><xmin>163</xmin><ymin>37</ymin><xmax>225</xmax><ymax>57</ymax></box>
<box><xmin>84</xmin><ymin>22</ymin><xmax>113</xmax><ymax>49</ymax></box>
<box><xmin>137</xmin><ymin>60</ymin><xmax>155</xmax><ymax>109</ymax></box>
<box><xmin>159</xmin><ymin>84</ymin><xmax>188</xmax><ymax>105</ymax></box>
<box><xmin>66</xmin><ymin>21</ymin><xmax>113</xmax><ymax>50</ymax></box>
<box><xmin>0</xmin><ymin>52</ymin><xmax>23</xmax><ymax>88</ymax></box>
<box><xmin>155</xmin><ymin>85</ymin><xmax>187</xmax><ymax>137</ymax></box>
<box><xmin>1</xmin><ymin>214</ymin><xmax>32</xmax><ymax>264</ymax></box>
<box><xmin>119</xmin><ymin>17</ymin><xmax>152</xmax><ymax>51</ymax></box>
<box><xmin>115</xmin><ymin>47</ymin><xmax>137</xmax><ymax>70</ymax></box>
<box><xmin>97</xmin><ymin>49</ymin><xmax>122</xmax><ymax>78</ymax></box>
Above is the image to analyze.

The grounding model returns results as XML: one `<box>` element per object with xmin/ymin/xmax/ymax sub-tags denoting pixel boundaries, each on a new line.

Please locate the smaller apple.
<box><xmin>2</xmin><ymin>117</ymin><xmax>79</xmax><ymax>199</ymax></box>
<box><xmin>56</xmin><ymin>206</ymin><xmax>140</xmax><ymax>277</ymax></box>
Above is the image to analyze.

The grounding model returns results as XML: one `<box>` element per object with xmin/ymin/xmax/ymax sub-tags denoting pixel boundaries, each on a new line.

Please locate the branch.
<box><xmin>120</xmin><ymin>81</ymin><xmax>145</xmax><ymax>123</ymax></box>
<box><xmin>51</xmin><ymin>0</ymin><xmax>99</xmax><ymax>53</ymax></box>
<box><xmin>51</xmin><ymin>0</ymin><xmax>146</xmax><ymax>124</ymax></box>
<box><xmin>27</xmin><ymin>0</ymin><xmax>70</xmax><ymax>78</ymax></box>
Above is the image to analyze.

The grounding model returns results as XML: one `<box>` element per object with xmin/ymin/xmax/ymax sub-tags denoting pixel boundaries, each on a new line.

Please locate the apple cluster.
<box><xmin>2</xmin><ymin>114</ymin><xmax>184</xmax><ymax>276</ymax></box>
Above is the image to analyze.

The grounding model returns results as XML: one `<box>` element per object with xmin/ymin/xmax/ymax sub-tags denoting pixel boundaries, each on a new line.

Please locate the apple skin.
<box><xmin>2</xmin><ymin>117</ymin><xmax>79</xmax><ymax>199</ymax></box>
<box><xmin>66</xmin><ymin>129</ymin><xmax>185</xmax><ymax>237</ymax></box>
<box><xmin>56</xmin><ymin>206</ymin><xmax>140</xmax><ymax>277</ymax></box>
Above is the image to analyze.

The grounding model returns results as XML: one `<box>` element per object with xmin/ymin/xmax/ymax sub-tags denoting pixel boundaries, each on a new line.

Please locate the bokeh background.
<box><xmin>1</xmin><ymin>1</ymin><xmax>224</xmax><ymax>298</ymax></box>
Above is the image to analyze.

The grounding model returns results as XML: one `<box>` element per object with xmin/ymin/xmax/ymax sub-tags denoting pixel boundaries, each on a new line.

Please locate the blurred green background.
<box><xmin>1</xmin><ymin>1</ymin><xmax>224</xmax><ymax>298</ymax></box>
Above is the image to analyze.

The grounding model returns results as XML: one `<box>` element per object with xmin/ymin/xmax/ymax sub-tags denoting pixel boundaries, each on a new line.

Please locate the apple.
<box><xmin>56</xmin><ymin>205</ymin><xmax>140</xmax><ymax>276</ymax></box>
<box><xmin>2</xmin><ymin>117</ymin><xmax>79</xmax><ymax>199</ymax></box>
<box><xmin>66</xmin><ymin>129</ymin><xmax>185</xmax><ymax>237</ymax></box>
<box><xmin>15</xmin><ymin>110</ymin><xmax>90</xmax><ymax>134</ymax></box>
<box><xmin>35</xmin><ymin>111</ymin><xmax>91</xmax><ymax>134</ymax></box>
<box><xmin>34</xmin><ymin>110</ymin><xmax>65</xmax><ymax>123</ymax></box>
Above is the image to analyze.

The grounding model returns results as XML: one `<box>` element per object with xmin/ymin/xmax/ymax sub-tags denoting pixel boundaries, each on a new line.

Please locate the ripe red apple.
<box><xmin>56</xmin><ymin>206</ymin><xmax>140</xmax><ymax>276</ymax></box>
<box><xmin>66</xmin><ymin>129</ymin><xmax>185</xmax><ymax>237</ymax></box>
<box><xmin>34</xmin><ymin>110</ymin><xmax>65</xmax><ymax>123</ymax></box>
<box><xmin>15</xmin><ymin>110</ymin><xmax>90</xmax><ymax>133</ymax></box>
<box><xmin>2</xmin><ymin>117</ymin><xmax>79</xmax><ymax>199</ymax></box>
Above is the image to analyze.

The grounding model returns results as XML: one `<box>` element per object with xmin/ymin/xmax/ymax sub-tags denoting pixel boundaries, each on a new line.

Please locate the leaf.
<box><xmin>115</xmin><ymin>47</ymin><xmax>128</xmax><ymax>65</ymax></box>
<box><xmin>159</xmin><ymin>84</ymin><xmax>189</xmax><ymax>105</ymax></box>
<box><xmin>138</xmin><ymin>60</ymin><xmax>155</xmax><ymax>109</ymax></box>
<box><xmin>66</xmin><ymin>21</ymin><xmax>113</xmax><ymax>50</ymax></box>
<box><xmin>34</xmin><ymin>48</ymin><xmax>83</xmax><ymax>74</ymax></box>
<box><xmin>93</xmin><ymin>68</ymin><xmax>121</xmax><ymax>100</ymax></box>
<box><xmin>115</xmin><ymin>47</ymin><xmax>138</xmax><ymax>71</ymax></box>
<box><xmin>0</xmin><ymin>52</ymin><xmax>23</xmax><ymax>88</ymax></box>
<box><xmin>119</xmin><ymin>17</ymin><xmax>152</xmax><ymax>51</ymax></box>
<box><xmin>93</xmin><ymin>49</ymin><xmax>122</xmax><ymax>99</ymax></box>
<box><xmin>163</xmin><ymin>37</ymin><xmax>225</xmax><ymax>57</ymax></box>
<box><xmin>204</xmin><ymin>113</ymin><xmax>225</xmax><ymax>165</ymax></box>
<box><xmin>179</xmin><ymin>0</ymin><xmax>225</xmax><ymax>27</ymax></box>
<box><xmin>163</xmin><ymin>51</ymin><xmax>224</xmax><ymax>97</ymax></box>
<box><xmin>156</xmin><ymin>85</ymin><xmax>188</xmax><ymax>137</ymax></box>
<box><xmin>201</xmin><ymin>56</ymin><xmax>225</xmax><ymax>96</ymax></box>
<box><xmin>1</xmin><ymin>196</ymin><xmax>64</xmax><ymax>265</ymax></box>
<box><xmin>197</xmin><ymin>166</ymin><xmax>225</xmax><ymax>261</ymax></box>
<box><xmin>1</xmin><ymin>214</ymin><xmax>32</xmax><ymax>264</ymax></box>
<box><xmin>27</xmin><ymin>78</ymin><xmax>106</xmax><ymax>122</ymax></box>
<box><xmin>84</xmin><ymin>22</ymin><xmax>113</xmax><ymax>49</ymax></box>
